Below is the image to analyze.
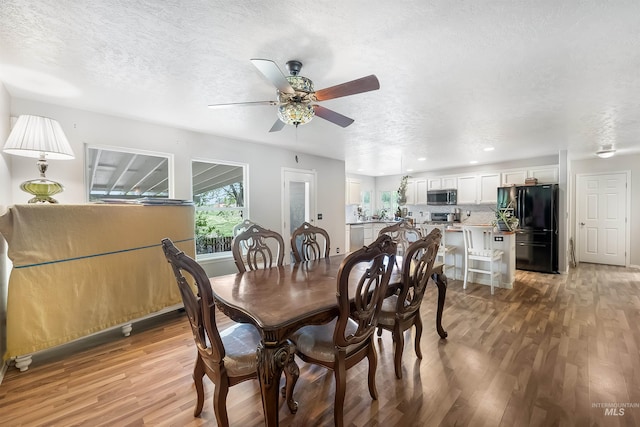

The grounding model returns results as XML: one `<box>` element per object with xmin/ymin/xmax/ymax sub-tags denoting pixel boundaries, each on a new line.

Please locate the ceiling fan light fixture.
<box><xmin>596</xmin><ymin>144</ymin><xmax>616</xmax><ymax>158</ymax></box>
<box><xmin>277</xmin><ymin>103</ymin><xmax>315</xmax><ymax>126</ymax></box>
<box><xmin>286</xmin><ymin>75</ymin><xmax>314</xmax><ymax>93</ymax></box>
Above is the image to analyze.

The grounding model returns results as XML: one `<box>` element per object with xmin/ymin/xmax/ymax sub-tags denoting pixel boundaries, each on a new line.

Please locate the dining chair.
<box><xmin>290</xmin><ymin>221</ymin><xmax>331</xmax><ymax>262</ymax></box>
<box><xmin>462</xmin><ymin>225</ymin><xmax>504</xmax><ymax>295</ymax></box>
<box><xmin>289</xmin><ymin>235</ymin><xmax>397</xmax><ymax>427</ymax></box>
<box><xmin>375</xmin><ymin>228</ymin><xmax>442</xmax><ymax>379</ymax></box>
<box><xmin>232</xmin><ymin>219</ymin><xmax>256</xmax><ymax>238</ymax></box>
<box><xmin>232</xmin><ymin>223</ymin><xmax>285</xmax><ymax>273</ymax></box>
<box><xmin>161</xmin><ymin>238</ymin><xmax>298</xmax><ymax>425</ymax></box>
<box><xmin>421</xmin><ymin>223</ymin><xmax>456</xmax><ymax>278</ymax></box>
<box><xmin>378</xmin><ymin>219</ymin><xmax>422</xmax><ymax>256</ymax></box>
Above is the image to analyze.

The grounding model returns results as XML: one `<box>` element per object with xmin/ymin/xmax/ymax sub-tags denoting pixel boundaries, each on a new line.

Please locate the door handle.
<box><xmin>580</xmin><ymin>222</ymin><xmax>585</xmax><ymax>226</ymax></box>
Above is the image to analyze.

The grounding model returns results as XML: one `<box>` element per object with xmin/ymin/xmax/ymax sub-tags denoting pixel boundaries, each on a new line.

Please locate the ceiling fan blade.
<box><xmin>208</xmin><ymin>101</ymin><xmax>276</xmax><ymax>109</ymax></box>
<box><xmin>313</xmin><ymin>105</ymin><xmax>355</xmax><ymax>128</ymax></box>
<box><xmin>269</xmin><ymin>119</ymin><xmax>286</xmax><ymax>132</ymax></box>
<box><xmin>250</xmin><ymin>59</ymin><xmax>295</xmax><ymax>94</ymax></box>
<box><xmin>314</xmin><ymin>75</ymin><xmax>380</xmax><ymax>101</ymax></box>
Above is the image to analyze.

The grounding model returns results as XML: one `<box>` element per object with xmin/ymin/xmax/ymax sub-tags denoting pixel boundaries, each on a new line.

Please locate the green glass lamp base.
<box><xmin>20</xmin><ymin>178</ymin><xmax>64</xmax><ymax>204</ymax></box>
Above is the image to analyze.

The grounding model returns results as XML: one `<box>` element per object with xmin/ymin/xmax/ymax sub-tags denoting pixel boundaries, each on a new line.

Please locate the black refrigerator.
<box><xmin>497</xmin><ymin>184</ymin><xmax>558</xmax><ymax>273</ymax></box>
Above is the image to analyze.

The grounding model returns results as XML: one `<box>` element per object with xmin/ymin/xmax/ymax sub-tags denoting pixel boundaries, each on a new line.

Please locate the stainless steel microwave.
<box><xmin>427</xmin><ymin>189</ymin><xmax>457</xmax><ymax>205</ymax></box>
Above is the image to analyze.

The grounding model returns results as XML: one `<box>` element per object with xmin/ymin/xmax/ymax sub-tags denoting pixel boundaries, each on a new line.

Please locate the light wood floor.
<box><xmin>1</xmin><ymin>263</ymin><xmax>639</xmax><ymax>426</ymax></box>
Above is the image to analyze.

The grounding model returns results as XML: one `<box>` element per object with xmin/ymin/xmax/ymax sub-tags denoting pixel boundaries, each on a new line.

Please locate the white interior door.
<box><xmin>576</xmin><ymin>172</ymin><xmax>628</xmax><ymax>266</ymax></box>
<box><xmin>282</xmin><ymin>168</ymin><xmax>317</xmax><ymax>263</ymax></box>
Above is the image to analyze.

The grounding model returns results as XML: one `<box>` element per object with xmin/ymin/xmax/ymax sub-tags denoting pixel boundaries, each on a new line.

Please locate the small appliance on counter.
<box><xmin>429</xmin><ymin>208</ymin><xmax>461</xmax><ymax>223</ymax></box>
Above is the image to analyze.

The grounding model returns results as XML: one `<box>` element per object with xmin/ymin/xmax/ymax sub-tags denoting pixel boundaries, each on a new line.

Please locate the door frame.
<box><xmin>575</xmin><ymin>171</ymin><xmax>630</xmax><ymax>267</ymax></box>
<box><xmin>281</xmin><ymin>167</ymin><xmax>318</xmax><ymax>263</ymax></box>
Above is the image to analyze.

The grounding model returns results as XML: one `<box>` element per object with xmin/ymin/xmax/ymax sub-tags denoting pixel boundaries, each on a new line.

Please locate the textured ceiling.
<box><xmin>1</xmin><ymin>1</ymin><xmax>639</xmax><ymax>176</ymax></box>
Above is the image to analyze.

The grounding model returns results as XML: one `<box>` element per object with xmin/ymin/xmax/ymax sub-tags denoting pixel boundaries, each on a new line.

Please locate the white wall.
<box><xmin>570</xmin><ymin>154</ymin><xmax>640</xmax><ymax>267</ymax></box>
<box><xmin>7</xmin><ymin>98</ymin><xmax>347</xmax><ymax>276</ymax></box>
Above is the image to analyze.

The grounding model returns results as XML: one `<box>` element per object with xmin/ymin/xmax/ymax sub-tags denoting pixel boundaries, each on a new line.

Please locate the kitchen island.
<box><xmin>421</xmin><ymin>223</ymin><xmax>516</xmax><ymax>290</ymax></box>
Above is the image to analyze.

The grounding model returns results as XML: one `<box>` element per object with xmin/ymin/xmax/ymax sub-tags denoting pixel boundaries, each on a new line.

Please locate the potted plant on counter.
<box><xmin>492</xmin><ymin>201</ymin><xmax>519</xmax><ymax>232</ymax></box>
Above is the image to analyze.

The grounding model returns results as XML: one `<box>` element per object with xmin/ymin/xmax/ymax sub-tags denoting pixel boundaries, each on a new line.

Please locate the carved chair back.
<box><xmin>161</xmin><ymin>239</ymin><xmax>225</xmax><ymax>364</ymax></box>
<box><xmin>290</xmin><ymin>221</ymin><xmax>331</xmax><ymax>263</ymax></box>
<box><xmin>378</xmin><ymin>219</ymin><xmax>422</xmax><ymax>256</ymax></box>
<box><xmin>334</xmin><ymin>234</ymin><xmax>397</xmax><ymax>348</ymax></box>
<box><xmin>395</xmin><ymin>228</ymin><xmax>442</xmax><ymax>319</ymax></box>
<box><xmin>232</xmin><ymin>223</ymin><xmax>285</xmax><ymax>273</ymax></box>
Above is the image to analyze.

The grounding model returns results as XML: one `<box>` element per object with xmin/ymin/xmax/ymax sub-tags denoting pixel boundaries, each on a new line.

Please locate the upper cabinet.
<box><xmin>456</xmin><ymin>175</ymin><xmax>478</xmax><ymax>205</ymax></box>
<box><xmin>478</xmin><ymin>173</ymin><xmax>500</xmax><ymax>204</ymax></box>
<box><xmin>501</xmin><ymin>170</ymin><xmax>527</xmax><ymax>186</ymax></box>
<box><xmin>428</xmin><ymin>176</ymin><xmax>457</xmax><ymax>191</ymax></box>
<box><xmin>346</xmin><ymin>178</ymin><xmax>361</xmax><ymax>205</ymax></box>
<box><xmin>406</xmin><ymin>178</ymin><xmax>428</xmax><ymax>205</ymax></box>
<box><xmin>415</xmin><ymin>179</ymin><xmax>428</xmax><ymax>204</ymax></box>
<box><xmin>528</xmin><ymin>166</ymin><xmax>559</xmax><ymax>184</ymax></box>
<box><xmin>405</xmin><ymin>179</ymin><xmax>416</xmax><ymax>205</ymax></box>
<box><xmin>501</xmin><ymin>165</ymin><xmax>558</xmax><ymax>186</ymax></box>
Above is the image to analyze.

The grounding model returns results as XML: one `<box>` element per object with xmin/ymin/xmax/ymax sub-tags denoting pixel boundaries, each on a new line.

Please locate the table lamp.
<box><xmin>3</xmin><ymin>115</ymin><xmax>75</xmax><ymax>203</ymax></box>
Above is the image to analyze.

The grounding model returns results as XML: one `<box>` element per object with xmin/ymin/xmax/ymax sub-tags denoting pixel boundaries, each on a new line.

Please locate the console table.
<box><xmin>0</xmin><ymin>204</ymin><xmax>195</xmax><ymax>371</ymax></box>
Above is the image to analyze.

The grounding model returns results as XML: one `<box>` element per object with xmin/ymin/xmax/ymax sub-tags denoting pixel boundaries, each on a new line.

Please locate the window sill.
<box><xmin>196</xmin><ymin>252</ymin><xmax>233</xmax><ymax>263</ymax></box>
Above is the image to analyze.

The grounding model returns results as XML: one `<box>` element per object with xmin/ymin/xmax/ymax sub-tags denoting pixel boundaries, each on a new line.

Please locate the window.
<box><xmin>378</xmin><ymin>190</ymin><xmax>398</xmax><ymax>218</ymax></box>
<box><xmin>192</xmin><ymin>160</ymin><xmax>247</xmax><ymax>258</ymax></box>
<box><xmin>86</xmin><ymin>145</ymin><xmax>172</xmax><ymax>201</ymax></box>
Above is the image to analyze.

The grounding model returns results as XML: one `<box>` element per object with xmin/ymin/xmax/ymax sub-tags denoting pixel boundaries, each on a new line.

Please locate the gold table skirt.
<box><xmin>0</xmin><ymin>204</ymin><xmax>195</xmax><ymax>360</ymax></box>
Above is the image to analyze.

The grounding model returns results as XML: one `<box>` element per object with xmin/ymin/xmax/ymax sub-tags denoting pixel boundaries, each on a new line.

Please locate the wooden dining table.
<box><xmin>209</xmin><ymin>255</ymin><xmax>448</xmax><ymax>426</ymax></box>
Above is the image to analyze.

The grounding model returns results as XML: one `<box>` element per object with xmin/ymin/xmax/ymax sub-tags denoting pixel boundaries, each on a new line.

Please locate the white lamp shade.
<box><xmin>3</xmin><ymin>115</ymin><xmax>75</xmax><ymax>160</ymax></box>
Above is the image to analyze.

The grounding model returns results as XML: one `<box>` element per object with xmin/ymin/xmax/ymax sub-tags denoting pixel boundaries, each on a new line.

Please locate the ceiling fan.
<box><xmin>208</xmin><ymin>59</ymin><xmax>380</xmax><ymax>132</ymax></box>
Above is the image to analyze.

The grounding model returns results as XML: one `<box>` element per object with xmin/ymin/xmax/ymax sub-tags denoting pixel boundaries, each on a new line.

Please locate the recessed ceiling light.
<box><xmin>483</xmin><ymin>147</ymin><xmax>495</xmax><ymax>152</ymax></box>
<box><xmin>469</xmin><ymin>160</ymin><xmax>478</xmax><ymax>164</ymax></box>
<box><xmin>418</xmin><ymin>157</ymin><xmax>426</xmax><ymax>161</ymax></box>
<box><xmin>406</xmin><ymin>168</ymin><xmax>413</xmax><ymax>172</ymax></box>
<box><xmin>357</xmin><ymin>168</ymin><xmax>363</xmax><ymax>172</ymax></box>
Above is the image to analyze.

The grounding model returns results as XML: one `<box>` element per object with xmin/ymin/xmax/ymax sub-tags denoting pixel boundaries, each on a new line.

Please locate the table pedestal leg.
<box><xmin>256</xmin><ymin>340</ymin><xmax>295</xmax><ymax>426</ymax></box>
<box><xmin>432</xmin><ymin>271</ymin><xmax>448</xmax><ymax>339</ymax></box>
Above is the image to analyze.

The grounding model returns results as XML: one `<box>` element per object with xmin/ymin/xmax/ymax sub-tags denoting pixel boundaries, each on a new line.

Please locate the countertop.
<box><xmin>346</xmin><ymin>219</ymin><xmax>400</xmax><ymax>225</ymax></box>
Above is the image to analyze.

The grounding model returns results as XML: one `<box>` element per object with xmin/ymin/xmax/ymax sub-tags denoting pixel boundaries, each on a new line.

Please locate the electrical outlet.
<box><xmin>336</xmin><ymin>247</ymin><xmax>340</xmax><ymax>254</ymax></box>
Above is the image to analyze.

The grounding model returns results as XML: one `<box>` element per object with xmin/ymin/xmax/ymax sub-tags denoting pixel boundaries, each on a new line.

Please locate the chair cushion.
<box><xmin>220</xmin><ymin>323</ymin><xmax>261</xmax><ymax>376</ymax></box>
<box><xmin>291</xmin><ymin>318</ymin><xmax>364</xmax><ymax>363</ymax></box>
<box><xmin>377</xmin><ymin>295</ymin><xmax>399</xmax><ymax>327</ymax></box>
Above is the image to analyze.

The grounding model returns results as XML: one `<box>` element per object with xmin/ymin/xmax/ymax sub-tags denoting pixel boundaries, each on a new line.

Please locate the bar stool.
<box><xmin>461</xmin><ymin>225</ymin><xmax>503</xmax><ymax>295</ymax></box>
<box><xmin>421</xmin><ymin>224</ymin><xmax>456</xmax><ymax>278</ymax></box>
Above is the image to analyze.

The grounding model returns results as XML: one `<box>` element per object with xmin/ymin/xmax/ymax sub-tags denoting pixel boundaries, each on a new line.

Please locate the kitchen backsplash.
<box><xmin>346</xmin><ymin>203</ymin><xmax>497</xmax><ymax>224</ymax></box>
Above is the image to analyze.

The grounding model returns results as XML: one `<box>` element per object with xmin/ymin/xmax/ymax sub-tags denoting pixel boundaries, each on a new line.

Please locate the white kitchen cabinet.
<box><xmin>428</xmin><ymin>176</ymin><xmax>456</xmax><ymax>191</ymax></box>
<box><xmin>528</xmin><ymin>166</ymin><xmax>558</xmax><ymax>183</ymax></box>
<box><xmin>346</xmin><ymin>179</ymin><xmax>361</xmax><ymax>205</ymax></box>
<box><xmin>415</xmin><ymin>179</ymin><xmax>428</xmax><ymax>204</ymax></box>
<box><xmin>457</xmin><ymin>175</ymin><xmax>478</xmax><ymax>204</ymax></box>
<box><xmin>363</xmin><ymin>223</ymin><xmax>373</xmax><ymax>245</ymax></box>
<box><xmin>501</xmin><ymin>166</ymin><xmax>558</xmax><ymax>186</ymax></box>
<box><xmin>372</xmin><ymin>223</ymin><xmax>387</xmax><ymax>238</ymax></box>
<box><xmin>345</xmin><ymin>225</ymin><xmax>350</xmax><ymax>253</ymax></box>
<box><xmin>478</xmin><ymin>173</ymin><xmax>500</xmax><ymax>204</ymax></box>
<box><xmin>405</xmin><ymin>180</ymin><xmax>416</xmax><ymax>205</ymax></box>
<box><xmin>406</xmin><ymin>178</ymin><xmax>427</xmax><ymax>205</ymax></box>
<box><xmin>428</xmin><ymin>178</ymin><xmax>442</xmax><ymax>190</ymax></box>
<box><xmin>442</xmin><ymin>176</ymin><xmax>457</xmax><ymax>189</ymax></box>
<box><xmin>501</xmin><ymin>169</ymin><xmax>527</xmax><ymax>186</ymax></box>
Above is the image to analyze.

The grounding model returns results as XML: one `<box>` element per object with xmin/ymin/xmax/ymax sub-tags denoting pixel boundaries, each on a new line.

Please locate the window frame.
<box><xmin>84</xmin><ymin>144</ymin><xmax>174</xmax><ymax>202</ymax></box>
<box><xmin>192</xmin><ymin>158</ymin><xmax>249</xmax><ymax>261</ymax></box>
